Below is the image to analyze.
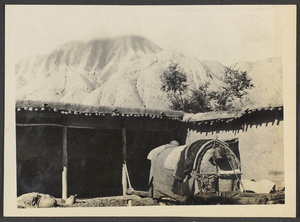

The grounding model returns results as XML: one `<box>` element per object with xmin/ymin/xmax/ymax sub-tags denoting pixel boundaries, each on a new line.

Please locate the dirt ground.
<box><xmin>57</xmin><ymin>196</ymin><xmax>159</xmax><ymax>207</ymax></box>
<box><xmin>57</xmin><ymin>190</ymin><xmax>285</xmax><ymax>207</ymax></box>
<box><xmin>18</xmin><ymin>191</ymin><xmax>284</xmax><ymax>208</ymax></box>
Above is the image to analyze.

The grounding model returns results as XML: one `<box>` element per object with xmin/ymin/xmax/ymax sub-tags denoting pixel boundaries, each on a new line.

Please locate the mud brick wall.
<box><xmin>186</xmin><ymin>121</ymin><xmax>284</xmax><ymax>188</ymax></box>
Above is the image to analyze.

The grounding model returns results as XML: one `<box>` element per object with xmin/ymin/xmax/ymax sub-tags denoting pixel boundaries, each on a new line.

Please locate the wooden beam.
<box><xmin>122</xmin><ymin>128</ymin><xmax>127</xmax><ymax>163</ymax></box>
<box><xmin>122</xmin><ymin>128</ymin><xmax>127</xmax><ymax>196</ymax></box>
<box><xmin>16</xmin><ymin>122</ymin><xmax>176</xmax><ymax>131</ymax></box>
<box><xmin>122</xmin><ymin>165</ymin><xmax>127</xmax><ymax>197</ymax></box>
<box><xmin>126</xmin><ymin>189</ymin><xmax>149</xmax><ymax>197</ymax></box>
<box><xmin>16</xmin><ymin>123</ymin><xmax>96</xmax><ymax>129</ymax></box>
<box><xmin>62</xmin><ymin>126</ymin><xmax>68</xmax><ymax>200</ymax></box>
<box><xmin>16</xmin><ymin>123</ymin><xmax>64</xmax><ymax>127</ymax></box>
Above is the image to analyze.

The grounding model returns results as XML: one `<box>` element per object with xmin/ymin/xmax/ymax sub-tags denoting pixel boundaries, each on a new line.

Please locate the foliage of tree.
<box><xmin>160</xmin><ymin>62</ymin><xmax>188</xmax><ymax>95</ymax></box>
<box><xmin>160</xmin><ymin>63</ymin><xmax>254</xmax><ymax>113</ymax></box>
<box><xmin>182</xmin><ymin>84</ymin><xmax>213</xmax><ymax>113</ymax></box>
<box><xmin>161</xmin><ymin>62</ymin><xmax>213</xmax><ymax>113</ymax></box>
<box><xmin>160</xmin><ymin>62</ymin><xmax>188</xmax><ymax>107</ymax></box>
<box><xmin>213</xmin><ymin>67</ymin><xmax>254</xmax><ymax>111</ymax></box>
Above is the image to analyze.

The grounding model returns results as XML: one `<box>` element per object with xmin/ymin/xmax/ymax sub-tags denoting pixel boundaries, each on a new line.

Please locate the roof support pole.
<box><xmin>62</xmin><ymin>126</ymin><xmax>68</xmax><ymax>200</ymax></box>
<box><xmin>122</xmin><ymin>128</ymin><xmax>127</xmax><ymax>197</ymax></box>
<box><xmin>122</xmin><ymin>128</ymin><xmax>132</xmax><ymax>206</ymax></box>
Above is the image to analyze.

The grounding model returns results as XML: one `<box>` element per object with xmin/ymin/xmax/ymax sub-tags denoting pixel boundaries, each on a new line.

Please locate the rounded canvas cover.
<box><xmin>148</xmin><ymin>139</ymin><xmax>241</xmax><ymax>202</ymax></box>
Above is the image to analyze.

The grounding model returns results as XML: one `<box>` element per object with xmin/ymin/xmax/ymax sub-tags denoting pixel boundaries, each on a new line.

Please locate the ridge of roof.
<box><xmin>182</xmin><ymin>106</ymin><xmax>283</xmax><ymax>122</ymax></box>
<box><xmin>15</xmin><ymin>100</ymin><xmax>184</xmax><ymax>119</ymax></box>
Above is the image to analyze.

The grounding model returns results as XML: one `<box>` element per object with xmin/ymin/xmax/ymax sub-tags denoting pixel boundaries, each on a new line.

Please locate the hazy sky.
<box><xmin>6</xmin><ymin>5</ymin><xmax>291</xmax><ymax>65</ymax></box>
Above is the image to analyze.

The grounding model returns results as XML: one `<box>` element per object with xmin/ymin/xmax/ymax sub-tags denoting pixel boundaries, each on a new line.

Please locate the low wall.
<box><xmin>186</xmin><ymin>121</ymin><xmax>284</xmax><ymax>188</ymax></box>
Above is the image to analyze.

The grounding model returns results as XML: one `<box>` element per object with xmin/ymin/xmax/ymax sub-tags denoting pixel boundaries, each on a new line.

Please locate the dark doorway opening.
<box><xmin>16</xmin><ymin>126</ymin><xmax>63</xmax><ymax>197</ymax></box>
<box><xmin>16</xmin><ymin>125</ymin><xmax>182</xmax><ymax>198</ymax></box>
<box><xmin>126</xmin><ymin>130</ymin><xmax>174</xmax><ymax>192</ymax></box>
<box><xmin>67</xmin><ymin>128</ymin><xmax>123</xmax><ymax>198</ymax></box>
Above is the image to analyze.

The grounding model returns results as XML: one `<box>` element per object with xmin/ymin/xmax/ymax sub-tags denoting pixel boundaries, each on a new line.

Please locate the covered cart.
<box><xmin>147</xmin><ymin>139</ymin><xmax>243</xmax><ymax>203</ymax></box>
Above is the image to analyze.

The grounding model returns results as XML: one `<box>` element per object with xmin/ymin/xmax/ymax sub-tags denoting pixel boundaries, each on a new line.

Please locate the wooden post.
<box><xmin>122</xmin><ymin>128</ymin><xmax>133</xmax><ymax>206</ymax></box>
<box><xmin>62</xmin><ymin>126</ymin><xmax>68</xmax><ymax>200</ymax></box>
<box><xmin>122</xmin><ymin>128</ymin><xmax>127</xmax><ymax>196</ymax></box>
<box><xmin>122</xmin><ymin>164</ymin><xmax>127</xmax><ymax>196</ymax></box>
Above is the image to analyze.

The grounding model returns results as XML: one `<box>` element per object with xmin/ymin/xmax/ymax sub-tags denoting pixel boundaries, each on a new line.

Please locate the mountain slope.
<box><xmin>15</xmin><ymin>36</ymin><xmax>283</xmax><ymax>110</ymax></box>
<box><xmin>82</xmin><ymin>50</ymin><xmax>225</xmax><ymax>109</ymax></box>
<box><xmin>229</xmin><ymin>57</ymin><xmax>282</xmax><ymax>109</ymax></box>
<box><xmin>16</xmin><ymin>35</ymin><xmax>163</xmax><ymax>102</ymax></box>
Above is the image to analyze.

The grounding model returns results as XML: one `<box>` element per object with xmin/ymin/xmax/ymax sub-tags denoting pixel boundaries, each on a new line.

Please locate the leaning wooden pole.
<box><xmin>122</xmin><ymin>128</ymin><xmax>127</xmax><ymax>196</ymax></box>
<box><xmin>62</xmin><ymin>126</ymin><xmax>68</xmax><ymax>200</ymax></box>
